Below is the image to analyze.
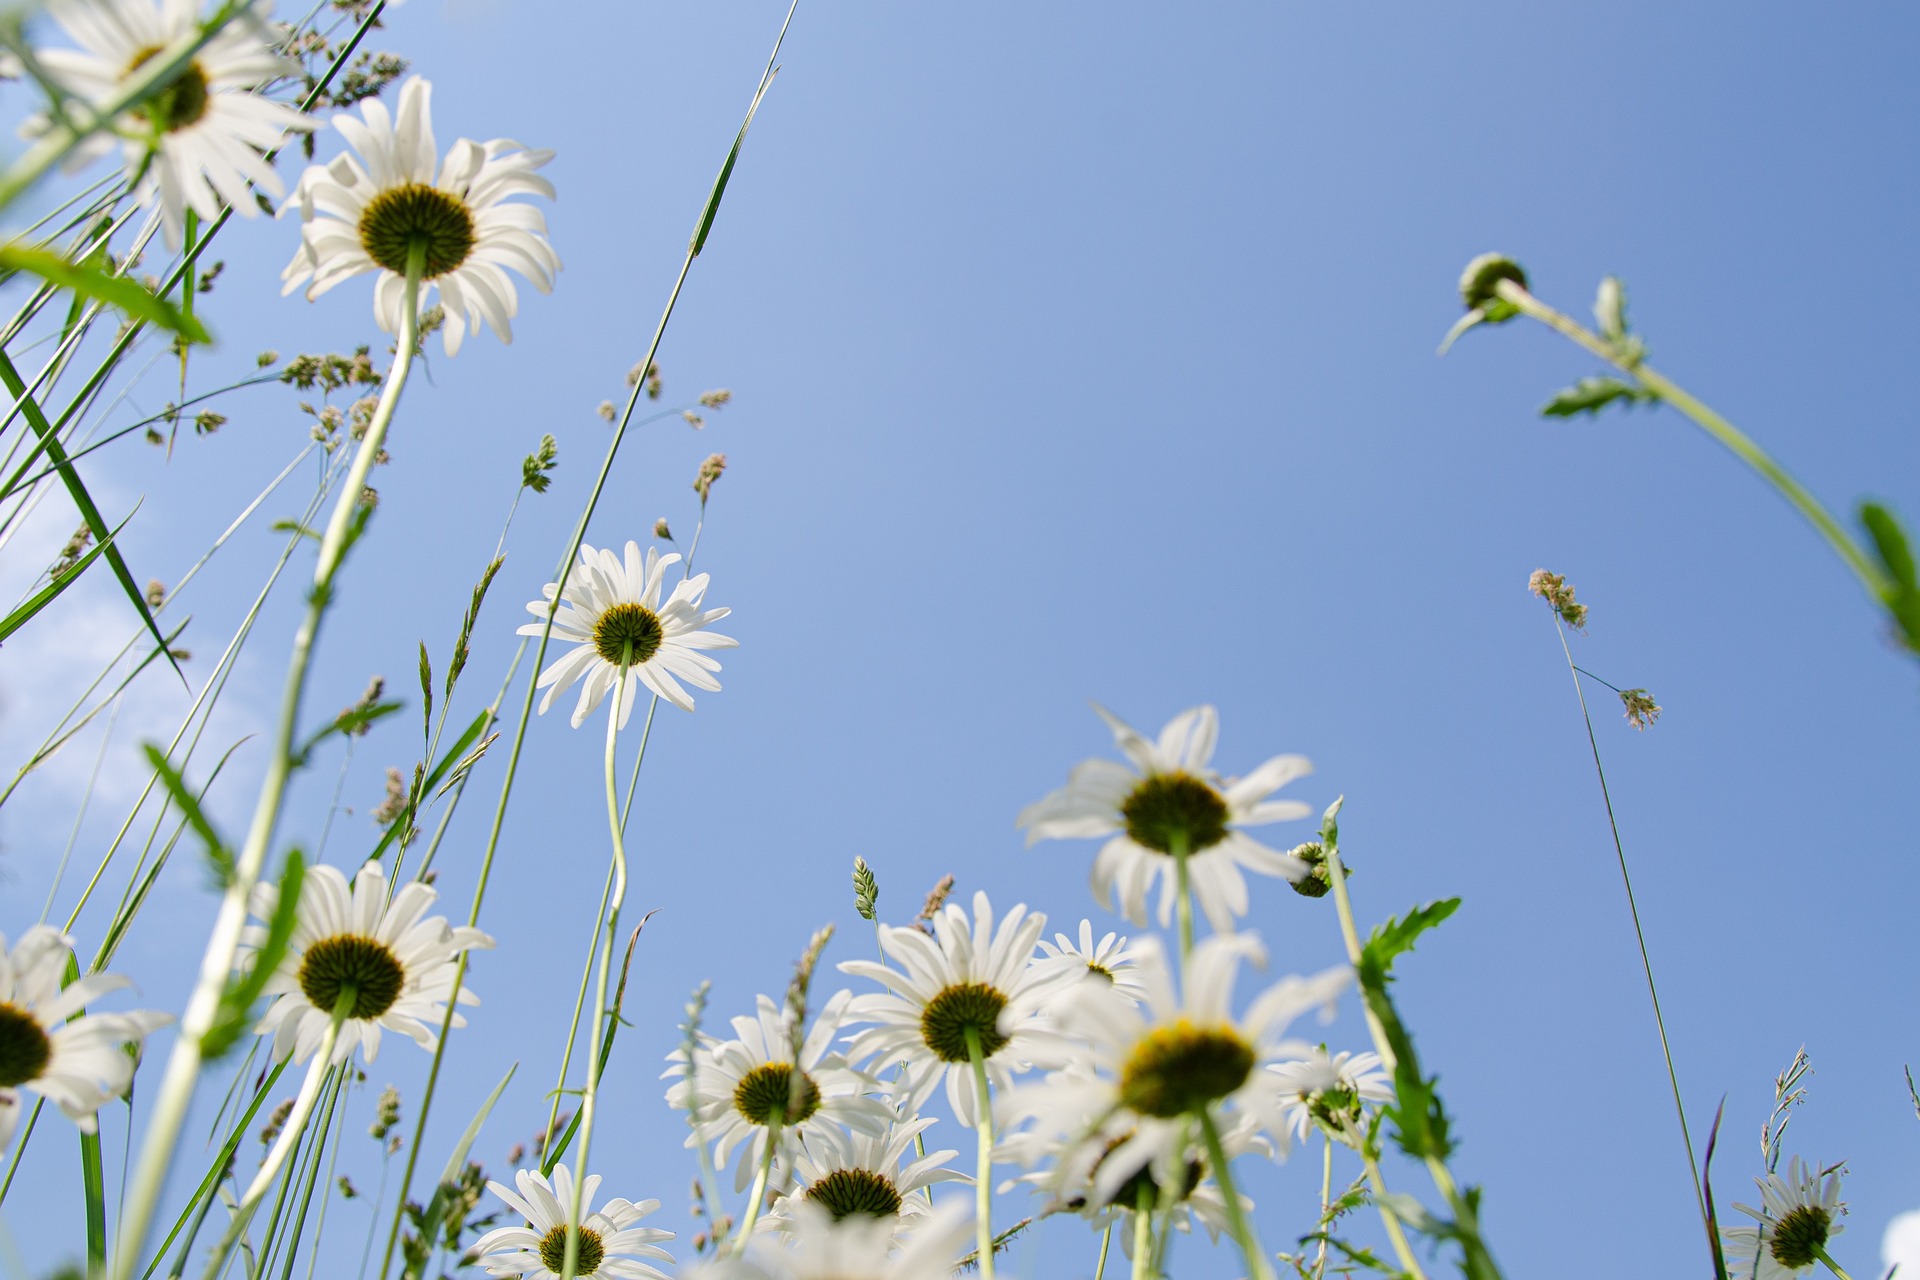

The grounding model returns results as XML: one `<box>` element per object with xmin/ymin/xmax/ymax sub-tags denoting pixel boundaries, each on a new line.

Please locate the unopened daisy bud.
<box><xmin>1459</xmin><ymin>253</ymin><xmax>1529</xmax><ymax>312</ymax></box>
<box><xmin>682</xmin><ymin>410</ymin><xmax>705</xmax><ymax>429</ymax></box>
<box><xmin>693</xmin><ymin>452</ymin><xmax>727</xmax><ymax>502</ymax></box>
<box><xmin>1528</xmin><ymin>568</ymin><xmax>1589</xmax><ymax>631</ymax></box>
<box><xmin>653</xmin><ymin>517</ymin><xmax>673</xmax><ymax>540</ymax></box>
<box><xmin>146</xmin><ymin>579</ymin><xmax>167</xmax><ymax>609</ymax></box>
<box><xmin>852</xmin><ymin>857</ymin><xmax>879</xmax><ymax>921</ymax></box>
<box><xmin>597</xmin><ymin>400</ymin><xmax>615</xmax><ymax>421</ymax></box>
<box><xmin>1620</xmin><ymin>688</ymin><xmax>1661</xmax><ymax>730</ymax></box>
<box><xmin>699</xmin><ymin>389</ymin><xmax>732</xmax><ymax>408</ymax></box>
<box><xmin>1288</xmin><ymin>841</ymin><xmax>1335</xmax><ymax>898</ymax></box>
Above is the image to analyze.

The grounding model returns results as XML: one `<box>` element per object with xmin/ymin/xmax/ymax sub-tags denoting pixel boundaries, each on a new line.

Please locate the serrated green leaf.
<box><xmin>1540</xmin><ymin>376</ymin><xmax>1654</xmax><ymax>419</ymax></box>
<box><xmin>1360</xmin><ymin>898</ymin><xmax>1460</xmax><ymax>974</ymax></box>
<box><xmin>0</xmin><ymin>243</ymin><xmax>211</xmax><ymax>343</ymax></box>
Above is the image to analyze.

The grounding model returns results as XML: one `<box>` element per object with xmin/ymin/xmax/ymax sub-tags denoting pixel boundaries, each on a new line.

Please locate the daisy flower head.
<box><xmin>766</xmin><ymin>1116</ymin><xmax>967</xmax><ymax>1242</ymax></box>
<box><xmin>26</xmin><ymin>0</ymin><xmax>311</xmax><ymax>247</ymax></box>
<box><xmin>519</xmin><ymin>542</ymin><xmax>736</xmax><ymax>727</ymax></box>
<box><xmin>1267</xmin><ymin>1047</ymin><xmax>1392</xmax><ymax>1145</ymax></box>
<box><xmin>280</xmin><ymin>75</ymin><xmax>559</xmax><ymax>355</ymax></box>
<box><xmin>690</xmin><ymin>1200</ymin><xmax>972</xmax><ymax>1280</ymax></box>
<box><xmin>1003</xmin><ymin>932</ymin><xmax>1346</xmax><ymax>1193</ymax></box>
<box><xmin>664</xmin><ymin>990</ymin><xmax>891</xmax><ymax>1193</ymax></box>
<box><xmin>241</xmin><ymin>862</ymin><xmax>492</xmax><ymax>1065</ymax></box>
<box><xmin>1033</xmin><ymin>919</ymin><xmax>1147</xmax><ymax>1005</ymax></box>
<box><xmin>0</xmin><ymin>925</ymin><xmax>169</xmax><ymax>1151</ymax></box>
<box><xmin>1724</xmin><ymin>1157</ymin><xmax>1847</xmax><ymax>1280</ymax></box>
<box><xmin>838</xmin><ymin>891</ymin><xmax>1079</xmax><ymax>1126</ymax></box>
<box><xmin>1017</xmin><ymin>704</ymin><xmax>1315</xmax><ymax>931</ymax></box>
<box><xmin>998</xmin><ymin>1091</ymin><xmax>1265</xmax><ymax>1243</ymax></box>
<box><xmin>469</xmin><ymin>1163</ymin><xmax>674</xmax><ymax>1280</ymax></box>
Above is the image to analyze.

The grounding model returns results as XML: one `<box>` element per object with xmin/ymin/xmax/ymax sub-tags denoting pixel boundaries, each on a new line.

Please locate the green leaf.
<box><xmin>690</xmin><ymin>67</ymin><xmax>779</xmax><ymax>258</ymax></box>
<box><xmin>416</xmin><ymin>1063</ymin><xmax>516</xmax><ymax>1253</ymax></box>
<box><xmin>0</xmin><ymin>242</ymin><xmax>211</xmax><ymax>343</ymax></box>
<box><xmin>1860</xmin><ymin>502</ymin><xmax>1920</xmax><ymax>651</ymax></box>
<box><xmin>292</xmin><ymin>700</ymin><xmax>403</xmax><ymax>767</ymax></box>
<box><xmin>202</xmin><ymin>852</ymin><xmax>304</xmax><ymax>1060</ymax></box>
<box><xmin>1360</xmin><ymin>898</ymin><xmax>1460</xmax><ymax>974</ymax></box>
<box><xmin>0</xmin><ymin>349</ymin><xmax>182</xmax><ymax>683</ymax></box>
<box><xmin>364</xmin><ymin>709</ymin><xmax>489</xmax><ymax>865</ymax></box>
<box><xmin>143</xmin><ymin>744</ymin><xmax>232</xmax><ymax>887</ymax></box>
<box><xmin>0</xmin><ymin>507</ymin><xmax>134</xmax><ymax>642</ymax></box>
<box><xmin>1540</xmin><ymin>376</ymin><xmax>1655</xmax><ymax>419</ymax></box>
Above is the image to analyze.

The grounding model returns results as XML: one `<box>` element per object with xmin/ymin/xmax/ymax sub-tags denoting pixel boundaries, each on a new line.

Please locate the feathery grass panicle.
<box><xmin>1528</xmin><ymin>568</ymin><xmax>1587</xmax><ymax>631</ymax></box>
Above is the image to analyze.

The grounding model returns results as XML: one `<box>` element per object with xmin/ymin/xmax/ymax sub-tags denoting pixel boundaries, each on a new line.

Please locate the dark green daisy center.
<box><xmin>1118</xmin><ymin>1020</ymin><xmax>1255</xmax><ymax>1118</ymax></box>
<box><xmin>356</xmin><ymin>182</ymin><xmax>477</xmax><ymax>279</ymax></box>
<box><xmin>297</xmin><ymin>934</ymin><xmax>405</xmax><ymax>1020</ymax></box>
<box><xmin>126</xmin><ymin>46</ymin><xmax>210</xmax><ymax>132</ymax></box>
<box><xmin>1090</xmin><ymin>1131</ymin><xmax>1203</xmax><ymax>1210</ymax></box>
<box><xmin>537</xmin><ymin>1224</ymin><xmax>604</xmax><ymax>1277</ymax></box>
<box><xmin>1121</xmin><ymin>771</ymin><xmax>1229</xmax><ymax>855</ymax></box>
<box><xmin>0</xmin><ymin>1001</ymin><xmax>52</xmax><ymax>1088</ymax></box>
<box><xmin>919</xmin><ymin>982</ymin><xmax>1010</xmax><ymax>1064</ymax></box>
<box><xmin>1769</xmin><ymin>1204</ymin><xmax>1832</xmax><ymax>1270</ymax></box>
<box><xmin>804</xmin><ymin>1167</ymin><xmax>903</xmax><ymax>1221</ymax></box>
<box><xmin>591</xmin><ymin>602</ymin><xmax>665</xmax><ymax>667</ymax></box>
<box><xmin>732</xmin><ymin>1063</ymin><xmax>821</xmax><ymax>1127</ymax></box>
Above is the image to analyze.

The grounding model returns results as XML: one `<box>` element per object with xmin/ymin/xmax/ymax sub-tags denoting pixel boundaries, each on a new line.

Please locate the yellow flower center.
<box><xmin>1118</xmin><ymin>1019</ymin><xmax>1254</xmax><ymax>1118</ymax></box>
<box><xmin>297</xmin><ymin>934</ymin><xmax>405</xmax><ymax>1019</ymax></box>
<box><xmin>357</xmin><ymin>183</ymin><xmax>477</xmax><ymax>279</ymax></box>
<box><xmin>1121</xmin><ymin>771</ymin><xmax>1230</xmax><ymax>854</ymax></box>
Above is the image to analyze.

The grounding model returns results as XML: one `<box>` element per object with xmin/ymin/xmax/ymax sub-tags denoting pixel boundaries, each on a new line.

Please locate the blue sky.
<box><xmin>3</xmin><ymin>3</ymin><xmax>1918</xmax><ymax>1278</ymax></box>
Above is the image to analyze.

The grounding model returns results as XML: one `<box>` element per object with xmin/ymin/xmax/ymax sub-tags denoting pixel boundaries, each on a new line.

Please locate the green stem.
<box><xmin>1170</xmin><ymin>830</ymin><xmax>1192</xmax><ymax>983</ymax></box>
<box><xmin>1314</xmin><ymin>1136</ymin><xmax>1332</xmax><ymax>1280</ymax></box>
<box><xmin>560</xmin><ymin>666</ymin><xmax>632</xmax><ymax>1280</ymax></box>
<box><xmin>1359</xmin><ymin>1152</ymin><xmax>1429</xmax><ymax>1280</ymax></box>
<box><xmin>1814</xmin><ymin>1244</ymin><xmax>1853</xmax><ymax>1280</ymax></box>
<box><xmin>1495</xmin><ymin>280</ymin><xmax>1889</xmax><ymax>604</ymax></box>
<box><xmin>965</xmin><ymin>1026</ymin><xmax>995</xmax><ymax>1280</ymax></box>
<box><xmin>1094</xmin><ymin>1220</ymin><xmax>1112</xmax><ymax>1280</ymax></box>
<box><xmin>732</xmin><ymin>1104</ymin><xmax>783</xmax><ymax>1250</ymax></box>
<box><xmin>113</xmin><ymin>258</ymin><xmax>420</xmax><ymax>1280</ymax></box>
<box><xmin>197</xmin><ymin>1002</ymin><xmax>349</xmax><ymax>1280</ymax></box>
<box><xmin>1550</xmin><ymin>617</ymin><xmax>1707</xmax><ymax>1238</ymax></box>
<box><xmin>1197</xmin><ymin>1108</ymin><xmax>1272</xmax><ymax>1280</ymax></box>
<box><xmin>1130</xmin><ymin>1183</ymin><xmax>1153</xmax><ymax>1280</ymax></box>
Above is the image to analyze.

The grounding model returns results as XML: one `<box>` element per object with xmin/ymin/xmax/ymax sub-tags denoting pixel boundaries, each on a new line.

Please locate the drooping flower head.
<box><xmin>241</xmin><ymin>862</ymin><xmax>492</xmax><ymax>1065</ymax></box>
<box><xmin>664</xmin><ymin>990</ymin><xmax>891</xmax><ymax>1193</ymax></box>
<box><xmin>839</xmin><ymin>892</ymin><xmax>1080</xmax><ymax>1126</ymax></box>
<box><xmin>519</xmin><ymin>541</ymin><xmax>736</xmax><ymax>727</ymax></box>
<box><xmin>1017</xmin><ymin>705</ymin><xmax>1315</xmax><ymax>931</ymax></box>
<box><xmin>1723</xmin><ymin>1157</ymin><xmax>1847</xmax><ymax>1280</ymax></box>
<box><xmin>1000</xmin><ymin>933</ymin><xmax>1345</xmax><ymax>1208</ymax></box>
<box><xmin>1267</xmin><ymin>1047</ymin><xmax>1392</xmax><ymax>1145</ymax></box>
<box><xmin>280</xmin><ymin>75</ymin><xmax>559</xmax><ymax>355</ymax></box>
<box><xmin>0</xmin><ymin>925</ymin><xmax>169</xmax><ymax>1151</ymax></box>
<box><xmin>689</xmin><ymin>1200</ymin><xmax>971</xmax><ymax>1280</ymax></box>
<box><xmin>469</xmin><ymin>1163</ymin><xmax>675</xmax><ymax>1280</ymax></box>
<box><xmin>765</xmin><ymin>1116</ymin><xmax>967</xmax><ymax>1245</ymax></box>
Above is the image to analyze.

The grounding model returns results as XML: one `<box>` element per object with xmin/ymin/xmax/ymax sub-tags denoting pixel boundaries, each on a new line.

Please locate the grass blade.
<box><xmin>0</xmin><ymin>243</ymin><xmax>210</xmax><ymax>343</ymax></box>
<box><xmin>0</xmin><ymin>505</ymin><xmax>135</xmax><ymax>642</ymax></box>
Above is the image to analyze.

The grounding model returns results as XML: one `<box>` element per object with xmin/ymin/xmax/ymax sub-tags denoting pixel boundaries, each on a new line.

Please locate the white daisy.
<box><xmin>1268</xmin><ymin>1047</ymin><xmax>1393</xmax><ymax>1145</ymax></box>
<box><xmin>241</xmin><ymin>862</ymin><xmax>492</xmax><ymax>1065</ymax></box>
<box><xmin>838</xmin><ymin>891</ymin><xmax>1080</xmax><ymax>1127</ymax></box>
<box><xmin>0</xmin><ymin>925</ymin><xmax>169</xmax><ymax>1151</ymax></box>
<box><xmin>1001</xmin><ymin>932</ymin><xmax>1346</xmax><ymax>1204</ymax></box>
<box><xmin>997</xmin><ymin>1096</ymin><xmax>1264</xmax><ymax>1244</ymax></box>
<box><xmin>27</xmin><ymin>0</ymin><xmax>312</xmax><ymax>246</ymax></box>
<box><xmin>519</xmin><ymin>541</ymin><xmax>736</xmax><ymax>727</ymax></box>
<box><xmin>665</xmin><ymin>990</ymin><xmax>891</xmax><ymax>1193</ymax></box>
<box><xmin>1724</xmin><ymin>1157</ymin><xmax>1848</xmax><ymax>1280</ymax></box>
<box><xmin>1017</xmin><ymin>705</ymin><xmax>1315</xmax><ymax>932</ymax></box>
<box><xmin>279</xmin><ymin>75</ymin><xmax>558</xmax><ymax>356</ymax></box>
<box><xmin>468</xmin><ymin>1163</ymin><xmax>674</xmax><ymax>1280</ymax></box>
<box><xmin>1033</xmin><ymin>919</ymin><xmax>1147</xmax><ymax>1005</ymax></box>
<box><xmin>765</xmin><ymin>1116</ymin><xmax>967</xmax><ymax>1243</ymax></box>
<box><xmin>691</xmin><ymin>1200</ymin><xmax>971</xmax><ymax>1280</ymax></box>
